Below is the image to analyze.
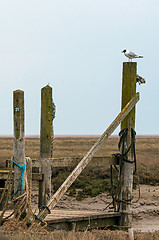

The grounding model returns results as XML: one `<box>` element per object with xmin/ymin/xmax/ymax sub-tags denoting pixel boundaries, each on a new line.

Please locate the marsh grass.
<box><xmin>0</xmin><ymin>229</ymin><xmax>159</xmax><ymax>240</ymax></box>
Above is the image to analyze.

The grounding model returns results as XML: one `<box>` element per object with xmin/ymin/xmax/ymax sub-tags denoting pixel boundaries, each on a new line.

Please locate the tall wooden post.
<box><xmin>39</xmin><ymin>85</ymin><xmax>52</xmax><ymax>207</ymax></box>
<box><xmin>13</xmin><ymin>90</ymin><xmax>26</xmax><ymax>196</ymax></box>
<box><xmin>119</xmin><ymin>62</ymin><xmax>137</xmax><ymax>230</ymax></box>
<box><xmin>121</xmin><ymin>62</ymin><xmax>136</xmax><ymax>130</ymax></box>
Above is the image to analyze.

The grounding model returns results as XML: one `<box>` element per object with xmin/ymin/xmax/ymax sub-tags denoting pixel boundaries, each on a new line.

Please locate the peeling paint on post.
<box><xmin>13</xmin><ymin>90</ymin><xmax>26</xmax><ymax>196</ymax></box>
<box><xmin>119</xmin><ymin>62</ymin><xmax>137</xmax><ymax>229</ymax></box>
<box><xmin>39</xmin><ymin>85</ymin><xmax>52</xmax><ymax>207</ymax></box>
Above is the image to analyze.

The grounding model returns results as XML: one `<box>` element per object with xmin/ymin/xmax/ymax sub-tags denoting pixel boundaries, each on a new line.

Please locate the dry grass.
<box><xmin>0</xmin><ymin>228</ymin><xmax>159</xmax><ymax>240</ymax></box>
<box><xmin>0</xmin><ymin>218</ymin><xmax>159</xmax><ymax>239</ymax></box>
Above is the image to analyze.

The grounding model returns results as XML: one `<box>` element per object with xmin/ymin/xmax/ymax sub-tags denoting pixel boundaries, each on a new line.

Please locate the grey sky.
<box><xmin>0</xmin><ymin>0</ymin><xmax>158</xmax><ymax>135</ymax></box>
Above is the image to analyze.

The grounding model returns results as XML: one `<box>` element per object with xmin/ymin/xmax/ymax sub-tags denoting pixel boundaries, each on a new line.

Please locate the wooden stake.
<box><xmin>26</xmin><ymin>157</ymin><xmax>32</xmax><ymax>213</ymax></box>
<box><xmin>119</xmin><ymin>62</ymin><xmax>137</xmax><ymax>230</ymax></box>
<box><xmin>40</xmin><ymin>85</ymin><xmax>53</xmax><ymax>158</ymax></box>
<box><xmin>39</xmin><ymin>85</ymin><xmax>52</xmax><ymax>207</ymax></box>
<box><xmin>13</xmin><ymin>90</ymin><xmax>26</xmax><ymax>196</ymax></box>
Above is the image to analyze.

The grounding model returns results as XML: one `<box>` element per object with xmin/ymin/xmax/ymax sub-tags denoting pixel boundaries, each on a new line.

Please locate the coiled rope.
<box><xmin>106</xmin><ymin>128</ymin><xmax>140</xmax><ymax>212</ymax></box>
<box><xmin>113</xmin><ymin>128</ymin><xmax>137</xmax><ymax>174</ymax></box>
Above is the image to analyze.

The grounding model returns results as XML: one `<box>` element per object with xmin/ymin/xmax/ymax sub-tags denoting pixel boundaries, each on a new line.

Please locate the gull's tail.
<box><xmin>138</xmin><ymin>56</ymin><xmax>143</xmax><ymax>58</ymax></box>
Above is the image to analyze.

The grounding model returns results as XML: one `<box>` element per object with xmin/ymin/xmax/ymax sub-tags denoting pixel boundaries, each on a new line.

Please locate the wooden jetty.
<box><xmin>1</xmin><ymin>209</ymin><xmax>121</xmax><ymax>231</ymax></box>
<box><xmin>45</xmin><ymin>210</ymin><xmax>121</xmax><ymax>231</ymax></box>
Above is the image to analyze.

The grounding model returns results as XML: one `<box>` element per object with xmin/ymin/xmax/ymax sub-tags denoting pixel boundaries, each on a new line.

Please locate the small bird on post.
<box><xmin>122</xmin><ymin>49</ymin><xmax>143</xmax><ymax>61</ymax></box>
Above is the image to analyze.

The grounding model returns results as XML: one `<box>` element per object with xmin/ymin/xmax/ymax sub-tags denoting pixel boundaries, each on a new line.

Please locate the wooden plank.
<box><xmin>37</xmin><ymin>92</ymin><xmax>139</xmax><ymax>220</ymax></box>
<box><xmin>45</xmin><ymin>210</ymin><xmax>121</xmax><ymax>231</ymax></box>
<box><xmin>0</xmin><ymin>209</ymin><xmax>120</xmax><ymax>231</ymax></box>
<box><xmin>45</xmin><ymin>210</ymin><xmax>121</xmax><ymax>222</ymax></box>
<box><xmin>32</xmin><ymin>156</ymin><xmax>119</xmax><ymax>168</ymax></box>
<box><xmin>32</xmin><ymin>173</ymin><xmax>43</xmax><ymax>181</ymax></box>
<box><xmin>0</xmin><ymin>170</ymin><xmax>12</xmax><ymax>180</ymax></box>
<box><xmin>0</xmin><ymin>170</ymin><xmax>43</xmax><ymax>181</ymax></box>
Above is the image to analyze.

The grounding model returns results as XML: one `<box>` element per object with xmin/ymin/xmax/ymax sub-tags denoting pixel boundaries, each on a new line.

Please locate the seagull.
<box><xmin>122</xmin><ymin>49</ymin><xmax>143</xmax><ymax>61</ymax></box>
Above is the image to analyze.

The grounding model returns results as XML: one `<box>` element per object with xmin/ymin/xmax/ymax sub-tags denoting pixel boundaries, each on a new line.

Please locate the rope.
<box><xmin>113</xmin><ymin>128</ymin><xmax>137</xmax><ymax>174</ymax></box>
<box><xmin>0</xmin><ymin>158</ymin><xmax>58</xmax><ymax>231</ymax></box>
<box><xmin>0</xmin><ymin>159</ymin><xmax>14</xmax><ymax>225</ymax></box>
<box><xmin>0</xmin><ymin>158</ymin><xmax>28</xmax><ymax>224</ymax></box>
<box><xmin>109</xmin><ymin>128</ymin><xmax>139</xmax><ymax>211</ymax></box>
<box><xmin>52</xmin><ymin>101</ymin><xmax>56</xmax><ymax>121</ymax></box>
<box><xmin>33</xmin><ymin>205</ymin><xmax>62</xmax><ymax>230</ymax></box>
<box><xmin>38</xmin><ymin>205</ymin><xmax>51</xmax><ymax>215</ymax></box>
<box><xmin>10</xmin><ymin>160</ymin><xmax>26</xmax><ymax>200</ymax></box>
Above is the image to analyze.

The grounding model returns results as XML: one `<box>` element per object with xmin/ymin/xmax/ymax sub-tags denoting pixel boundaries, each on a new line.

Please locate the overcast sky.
<box><xmin>0</xmin><ymin>0</ymin><xmax>158</xmax><ymax>135</ymax></box>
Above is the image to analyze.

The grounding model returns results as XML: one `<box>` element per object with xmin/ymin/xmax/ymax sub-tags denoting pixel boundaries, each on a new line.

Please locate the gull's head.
<box><xmin>122</xmin><ymin>49</ymin><xmax>126</xmax><ymax>53</ymax></box>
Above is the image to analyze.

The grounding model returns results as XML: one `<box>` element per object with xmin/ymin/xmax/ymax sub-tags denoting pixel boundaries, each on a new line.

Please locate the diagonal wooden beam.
<box><xmin>37</xmin><ymin>92</ymin><xmax>140</xmax><ymax>220</ymax></box>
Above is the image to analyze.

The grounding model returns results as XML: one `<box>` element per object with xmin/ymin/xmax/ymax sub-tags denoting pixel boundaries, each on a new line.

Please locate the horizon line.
<box><xmin>0</xmin><ymin>134</ymin><xmax>159</xmax><ymax>139</ymax></box>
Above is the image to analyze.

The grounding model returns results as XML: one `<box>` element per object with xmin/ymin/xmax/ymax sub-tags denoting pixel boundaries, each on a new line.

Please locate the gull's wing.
<box><xmin>128</xmin><ymin>51</ymin><xmax>138</xmax><ymax>57</ymax></box>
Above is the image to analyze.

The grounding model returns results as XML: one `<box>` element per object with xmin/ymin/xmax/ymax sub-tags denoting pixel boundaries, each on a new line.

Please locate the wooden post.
<box><xmin>13</xmin><ymin>90</ymin><xmax>26</xmax><ymax>196</ymax></box>
<box><xmin>37</xmin><ymin>92</ymin><xmax>139</xmax><ymax>220</ymax></box>
<box><xmin>26</xmin><ymin>157</ymin><xmax>32</xmax><ymax>213</ymax></box>
<box><xmin>121</xmin><ymin>62</ymin><xmax>136</xmax><ymax>130</ymax></box>
<box><xmin>39</xmin><ymin>85</ymin><xmax>52</xmax><ymax>207</ymax></box>
<box><xmin>119</xmin><ymin>62</ymin><xmax>137</xmax><ymax>230</ymax></box>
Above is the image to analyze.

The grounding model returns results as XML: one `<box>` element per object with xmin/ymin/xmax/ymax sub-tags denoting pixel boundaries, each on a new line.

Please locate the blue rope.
<box><xmin>33</xmin><ymin>205</ymin><xmax>62</xmax><ymax>230</ymax></box>
<box><xmin>10</xmin><ymin>160</ymin><xmax>26</xmax><ymax>200</ymax></box>
<box><xmin>38</xmin><ymin>205</ymin><xmax>51</xmax><ymax>214</ymax></box>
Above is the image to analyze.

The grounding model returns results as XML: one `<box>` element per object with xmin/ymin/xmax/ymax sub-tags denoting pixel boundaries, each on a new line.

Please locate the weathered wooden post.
<box><xmin>119</xmin><ymin>62</ymin><xmax>137</xmax><ymax>232</ymax></box>
<box><xmin>26</xmin><ymin>157</ymin><xmax>32</xmax><ymax>214</ymax></box>
<box><xmin>13</xmin><ymin>90</ymin><xmax>26</xmax><ymax>197</ymax></box>
<box><xmin>39</xmin><ymin>85</ymin><xmax>53</xmax><ymax>207</ymax></box>
<box><xmin>121</xmin><ymin>62</ymin><xmax>136</xmax><ymax>130</ymax></box>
